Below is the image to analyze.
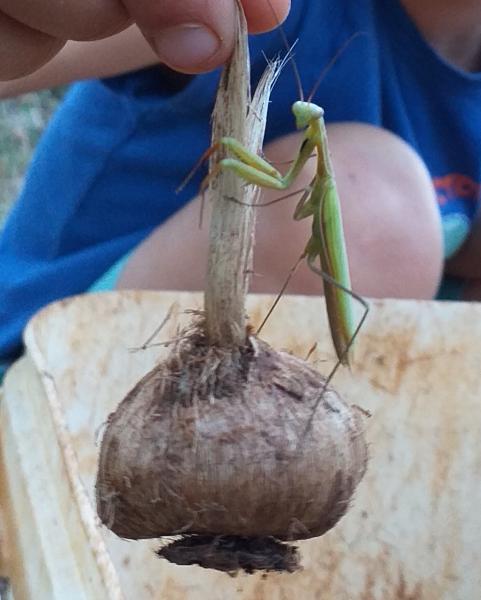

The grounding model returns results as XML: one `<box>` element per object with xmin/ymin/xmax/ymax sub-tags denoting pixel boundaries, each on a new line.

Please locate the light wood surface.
<box><xmin>1</xmin><ymin>290</ymin><xmax>481</xmax><ymax>599</ymax></box>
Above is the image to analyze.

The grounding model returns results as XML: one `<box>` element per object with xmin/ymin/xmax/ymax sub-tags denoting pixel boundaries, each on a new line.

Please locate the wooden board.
<box><xmin>1</xmin><ymin>290</ymin><xmax>481</xmax><ymax>599</ymax></box>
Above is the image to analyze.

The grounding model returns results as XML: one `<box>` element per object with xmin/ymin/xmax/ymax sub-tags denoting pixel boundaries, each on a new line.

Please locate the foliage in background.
<box><xmin>0</xmin><ymin>88</ymin><xmax>64</xmax><ymax>225</ymax></box>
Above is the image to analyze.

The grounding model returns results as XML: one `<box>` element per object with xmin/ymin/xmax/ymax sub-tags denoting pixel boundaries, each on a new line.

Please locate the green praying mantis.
<box><xmin>217</xmin><ymin>49</ymin><xmax>369</xmax><ymax>387</ymax></box>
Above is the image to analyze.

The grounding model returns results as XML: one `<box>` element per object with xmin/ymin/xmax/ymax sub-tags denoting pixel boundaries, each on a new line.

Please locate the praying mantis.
<box><xmin>217</xmin><ymin>45</ymin><xmax>369</xmax><ymax>383</ymax></box>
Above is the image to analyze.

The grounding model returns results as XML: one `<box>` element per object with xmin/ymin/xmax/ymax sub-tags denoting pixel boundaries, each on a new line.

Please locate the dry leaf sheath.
<box><xmin>204</xmin><ymin>4</ymin><xmax>282</xmax><ymax>346</ymax></box>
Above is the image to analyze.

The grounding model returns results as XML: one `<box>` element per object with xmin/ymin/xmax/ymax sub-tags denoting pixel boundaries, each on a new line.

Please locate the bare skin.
<box><xmin>0</xmin><ymin>0</ymin><xmax>290</xmax><ymax>79</ymax></box>
<box><xmin>0</xmin><ymin>25</ymin><xmax>159</xmax><ymax>98</ymax></box>
<box><xmin>117</xmin><ymin>123</ymin><xmax>444</xmax><ymax>299</ymax></box>
<box><xmin>400</xmin><ymin>0</ymin><xmax>481</xmax><ymax>72</ymax></box>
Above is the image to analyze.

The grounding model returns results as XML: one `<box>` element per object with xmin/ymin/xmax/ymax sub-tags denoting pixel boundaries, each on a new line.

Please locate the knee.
<box><xmin>254</xmin><ymin>123</ymin><xmax>443</xmax><ymax>300</ymax></box>
<box><xmin>329</xmin><ymin>123</ymin><xmax>443</xmax><ymax>299</ymax></box>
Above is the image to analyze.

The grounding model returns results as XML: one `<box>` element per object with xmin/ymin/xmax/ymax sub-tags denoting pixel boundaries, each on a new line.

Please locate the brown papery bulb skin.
<box><xmin>96</xmin><ymin>331</ymin><xmax>367</xmax><ymax>541</ymax></box>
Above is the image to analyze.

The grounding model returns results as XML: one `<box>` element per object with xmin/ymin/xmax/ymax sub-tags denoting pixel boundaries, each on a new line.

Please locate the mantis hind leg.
<box><xmin>303</xmin><ymin>257</ymin><xmax>369</xmax><ymax>436</ymax></box>
<box><xmin>256</xmin><ymin>254</ymin><xmax>305</xmax><ymax>335</ymax></box>
<box><xmin>307</xmin><ymin>258</ymin><xmax>369</xmax><ymax>381</ymax></box>
<box><xmin>258</xmin><ymin>252</ymin><xmax>368</xmax><ymax>374</ymax></box>
<box><xmin>257</xmin><ymin>247</ymin><xmax>369</xmax><ymax>437</ymax></box>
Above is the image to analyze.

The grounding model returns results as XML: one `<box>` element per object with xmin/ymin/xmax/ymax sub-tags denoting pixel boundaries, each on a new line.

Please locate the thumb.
<box><xmin>121</xmin><ymin>0</ymin><xmax>236</xmax><ymax>74</ymax></box>
<box><xmin>121</xmin><ymin>0</ymin><xmax>290</xmax><ymax>74</ymax></box>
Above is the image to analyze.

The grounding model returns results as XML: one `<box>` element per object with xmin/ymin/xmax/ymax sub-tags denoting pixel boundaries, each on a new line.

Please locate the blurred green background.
<box><xmin>0</xmin><ymin>89</ymin><xmax>64</xmax><ymax>225</ymax></box>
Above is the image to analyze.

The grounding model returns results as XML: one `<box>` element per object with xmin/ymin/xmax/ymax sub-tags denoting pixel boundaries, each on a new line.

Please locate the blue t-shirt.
<box><xmin>1</xmin><ymin>0</ymin><xmax>481</xmax><ymax>370</ymax></box>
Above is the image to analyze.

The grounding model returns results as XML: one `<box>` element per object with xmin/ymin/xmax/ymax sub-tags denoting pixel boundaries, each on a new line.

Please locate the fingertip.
<box><xmin>123</xmin><ymin>0</ymin><xmax>236</xmax><ymax>74</ymax></box>
<box><xmin>125</xmin><ymin>0</ymin><xmax>290</xmax><ymax>74</ymax></box>
<box><xmin>148</xmin><ymin>23</ymin><xmax>231</xmax><ymax>75</ymax></box>
<box><xmin>242</xmin><ymin>0</ymin><xmax>291</xmax><ymax>34</ymax></box>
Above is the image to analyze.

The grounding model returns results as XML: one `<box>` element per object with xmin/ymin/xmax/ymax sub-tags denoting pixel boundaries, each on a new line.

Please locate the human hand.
<box><xmin>0</xmin><ymin>0</ymin><xmax>290</xmax><ymax>80</ymax></box>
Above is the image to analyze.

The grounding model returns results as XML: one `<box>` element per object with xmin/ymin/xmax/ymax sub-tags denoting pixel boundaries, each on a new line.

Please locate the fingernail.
<box><xmin>153</xmin><ymin>23</ymin><xmax>221</xmax><ymax>70</ymax></box>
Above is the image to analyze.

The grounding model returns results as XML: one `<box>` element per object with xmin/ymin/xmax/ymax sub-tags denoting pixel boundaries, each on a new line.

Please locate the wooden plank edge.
<box><xmin>1</xmin><ymin>357</ymin><xmax>122</xmax><ymax>600</ymax></box>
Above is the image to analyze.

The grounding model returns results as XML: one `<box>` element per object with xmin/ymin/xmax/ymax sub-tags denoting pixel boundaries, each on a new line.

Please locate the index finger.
<box><xmin>0</xmin><ymin>0</ymin><xmax>130</xmax><ymax>80</ymax></box>
<box><xmin>0</xmin><ymin>0</ymin><xmax>130</xmax><ymax>41</ymax></box>
<box><xmin>122</xmin><ymin>0</ymin><xmax>290</xmax><ymax>74</ymax></box>
<box><xmin>0</xmin><ymin>0</ymin><xmax>290</xmax><ymax>81</ymax></box>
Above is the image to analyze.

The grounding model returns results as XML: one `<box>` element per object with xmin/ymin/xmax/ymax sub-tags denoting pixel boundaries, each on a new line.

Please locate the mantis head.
<box><xmin>292</xmin><ymin>101</ymin><xmax>324</xmax><ymax>129</ymax></box>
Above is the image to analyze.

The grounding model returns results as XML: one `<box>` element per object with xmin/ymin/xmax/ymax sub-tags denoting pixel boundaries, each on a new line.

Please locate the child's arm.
<box><xmin>0</xmin><ymin>25</ymin><xmax>158</xmax><ymax>99</ymax></box>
